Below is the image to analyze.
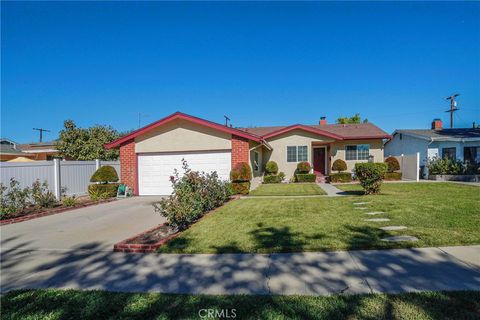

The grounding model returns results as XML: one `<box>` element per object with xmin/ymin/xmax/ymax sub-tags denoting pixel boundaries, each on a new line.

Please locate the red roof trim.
<box><xmin>262</xmin><ymin>124</ymin><xmax>344</xmax><ymax>140</ymax></box>
<box><xmin>105</xmin><ymin>112</ymin><xmax>262</xmax><ymax>149</ymax></box>
<box><xmin>342</xmin><ymin>135</ymin><xmax>392</xmax><ymax>140</ymax></box>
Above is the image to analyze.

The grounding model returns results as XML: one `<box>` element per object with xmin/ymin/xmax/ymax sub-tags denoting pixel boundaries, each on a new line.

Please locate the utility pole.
<box><xmin>445</xmin><ymin>94</ymin><xmax>460</xmax><ymax>129</ymax></box>
<box><xmin>32</xmin><ymin>128</ymin><xmax>50</xmax><ymax>142</ymax></box>
<box><xmin>224</xmin><ymin>115</ymin><xmax>230</xmax><ymax>127</ymax></box>
<box><xmin>136</xmin><ymin>113</ymin><xmax>149</xmax><ymax>128</ymax></box>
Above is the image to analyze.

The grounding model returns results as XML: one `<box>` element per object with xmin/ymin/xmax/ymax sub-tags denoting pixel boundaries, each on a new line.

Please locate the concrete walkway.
<box><xmin>317</xmin><ymin>183</ymin><xmax>346</xmax><ymax>196</ymax></box>
<box><xmin>2</xmin><ymin>245</ymin><xmax>479</xmax><ymax>295</ymax></box>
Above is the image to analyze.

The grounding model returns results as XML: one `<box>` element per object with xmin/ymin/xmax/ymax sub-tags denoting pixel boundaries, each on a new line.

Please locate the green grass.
<box><xmin>2</xmin><ymin>289</ymin><xmax>479</xmax><ymax>320</ymax></box>
<box><xmin>249</xmin><ymin>183</ymin><xmax>326</xmax><ymax>196</ymax></box>
<box><xmin>158</xmin><ymin>183</ymin><xmax>480</xmax><ymax>253</ymax></box>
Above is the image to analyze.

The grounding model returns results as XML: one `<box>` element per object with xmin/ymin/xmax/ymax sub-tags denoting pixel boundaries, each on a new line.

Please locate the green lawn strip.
<box><xmin>158</xmin><ymin>182</ymin><xmax>480</xmax><ymax>254</ymax></box>
<box><xmin>2</xmin><ymin>289</ymin><xmax>479</xmax><ymax>320</ymax></box>
<box><xmin>249</xmin><ymin>183</ymin><xmax>326</xmax><ymax>196</ymax></box>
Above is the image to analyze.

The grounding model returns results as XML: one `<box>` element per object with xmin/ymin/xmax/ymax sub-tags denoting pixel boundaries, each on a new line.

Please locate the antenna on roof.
<box><xmin>445</xmin><ymin>94</ymin><xmax>460</xmax><ymax>129</ymax></box>
<box><xmin>224</xmin><ymin>115</ymin><xmax>231</xmax><ymax>127</ymax></box>
<box><xmin>32</xmin><ymin>128</ymin><xmax>50</xmax><ymax>142</ymax></box>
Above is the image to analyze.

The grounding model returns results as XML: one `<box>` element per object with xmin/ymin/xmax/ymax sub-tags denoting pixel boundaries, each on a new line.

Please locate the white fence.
<box><xmin>0</xmin><ymin>159</ymin><xmax>120</xmax><ymax>199</ymax></box>
<box><xmin>393</xmin><ymin>153</ymin><xmax>420</xmax><ymax>181</ymax></box>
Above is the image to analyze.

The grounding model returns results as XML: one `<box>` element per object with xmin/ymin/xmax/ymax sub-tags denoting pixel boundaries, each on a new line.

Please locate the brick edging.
<box><xmin>0</xmin><ymin>198</ymin><xmax>117</xmax><ymax>226</ymax></box>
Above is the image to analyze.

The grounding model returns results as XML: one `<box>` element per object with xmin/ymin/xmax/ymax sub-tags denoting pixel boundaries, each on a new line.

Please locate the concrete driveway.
<box><xmin>1</xmin><ymin>196</ymin><xmax>165</xmax><ymax>252</ymax></box>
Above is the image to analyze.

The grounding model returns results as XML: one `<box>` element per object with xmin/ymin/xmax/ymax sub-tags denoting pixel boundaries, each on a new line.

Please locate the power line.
<box><xmin>32</xmin><ymin>128</ymin><xmax>50</xmax><ymax>142</ymax></box>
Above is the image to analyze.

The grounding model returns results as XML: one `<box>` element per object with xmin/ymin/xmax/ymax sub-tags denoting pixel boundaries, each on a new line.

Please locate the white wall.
<box><xmin>385</xmin><ymin>133</ymin><xmax>429</xmax><ymax>165</ymax></box>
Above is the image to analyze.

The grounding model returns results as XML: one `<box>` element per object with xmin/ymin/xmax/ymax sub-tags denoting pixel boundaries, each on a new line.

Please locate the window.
<box><xmin>286</xmin><ymin>146</ymin><xmax>308</xmax><ymax>162</ymax></box>
<box><xmin>253</xmin><ymin>151</ymin><xmax>259</xmax><ymax>171</ymax></box>
<box><xmin>287</xmin><ymin>146</ymin><xmax>297</xmax><ymax>162</ymax></box>
<box><xmin>464</xmin><ymin>147</ymin><xmax>480</xmax><ymax>163</ymax></box>
<box><xmin>345</xmin><ymin>144</ymin><xmax>370</xmax><ymax>161</ymax></box>
<box><xmin>442</xmin><ymin>147</ymin><xmax>456</xmax><ymax>160</ymax></box>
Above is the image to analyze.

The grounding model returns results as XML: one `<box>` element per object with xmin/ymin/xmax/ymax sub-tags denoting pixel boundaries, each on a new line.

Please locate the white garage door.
<box><xmin>138</xmin><ymin>151</ymin><xmax>231</xmax><ymax>195</ymax></box>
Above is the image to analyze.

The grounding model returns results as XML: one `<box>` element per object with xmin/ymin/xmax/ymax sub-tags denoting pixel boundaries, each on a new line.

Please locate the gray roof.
<box><xmin>0</xmin><ymin>144</ymin><xmax>27</xmax><ymax>156</ymax></box>
<box><xmin>396</xmin><ymin>128</ymin><xmax>480</xmax><ymax>141</ymax></box>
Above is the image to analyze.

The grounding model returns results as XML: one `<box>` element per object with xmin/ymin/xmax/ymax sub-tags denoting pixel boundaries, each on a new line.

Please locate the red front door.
<box><xmin>313</xmin><ymin>148</ymin><xmax>326</xmax><ymax>175</ymax></box>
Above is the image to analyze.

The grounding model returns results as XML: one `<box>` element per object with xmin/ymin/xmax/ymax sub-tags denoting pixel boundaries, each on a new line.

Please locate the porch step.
<box><xmin>315</xmin><ymin>175</ymin><xmax>327</xmax><ymax>183</ymax></box>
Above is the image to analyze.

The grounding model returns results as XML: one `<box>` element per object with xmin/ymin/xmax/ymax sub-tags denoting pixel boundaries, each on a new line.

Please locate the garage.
<box><xmin>138</xmin><ymin>150</ymin><xmax>232</xmax><ymax>195</ymax></box>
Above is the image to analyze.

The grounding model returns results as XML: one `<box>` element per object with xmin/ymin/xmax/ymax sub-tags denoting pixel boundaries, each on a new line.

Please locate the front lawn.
<box><xmin>158</xmin><ymin>183</ymin><xmax>480</xmax><ymax>253</ymax></box>
<box><xmin>249</xmin><ymin>183</ymin><xmax>326</xmax><ymax>196</ymax></box>
<box><xmin>3</xmin><ymin>289</ymin><xmax>479</xmax><ymax>320</ymax></box>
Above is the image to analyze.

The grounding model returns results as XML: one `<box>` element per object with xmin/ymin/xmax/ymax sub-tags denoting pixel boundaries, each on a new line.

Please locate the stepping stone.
<box><xmin>382</xmin><ymin>236</ymin><xmax>418</xmax><ymax>242</ymax></box>
<box><xmin>353</xmin><ymin>202</ymin><xmax>370</xmax><ymax>205</ymax></box>
<box><xmin>364</xmin><ymin>212</ymin><xmax>385</xmax><ymax>215</ymax></box>
<box><xmin>365</xmin><ymin>218</ymin><xmax>390</xmax><ymax>222</ymax></box>
<box><xmin>380</xmin><ymin>226</ymin><xmax>407</xmax><ymax>231</ymax></box>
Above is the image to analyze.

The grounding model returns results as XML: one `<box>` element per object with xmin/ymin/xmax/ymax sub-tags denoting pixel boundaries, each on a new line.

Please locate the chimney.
<box><xmin>319</xmin><ymin>116</ymin><xmax>327</xmax><ymax>125</ymax></box>
<box><xmin>431</xmin><ymin>118</ymin><xmax>442</xmax><ymax>130</ymax></box>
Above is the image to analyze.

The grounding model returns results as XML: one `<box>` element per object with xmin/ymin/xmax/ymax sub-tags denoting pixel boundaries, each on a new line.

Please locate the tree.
<box><xmin>56</xmin><ymin>120</ymin><xmax>121</xmax><ymax>160</ymax></box>
<box><xmin>336</xmin><ymin>113</ymin><xmax>368</xmax><ymax>124</ymax></box>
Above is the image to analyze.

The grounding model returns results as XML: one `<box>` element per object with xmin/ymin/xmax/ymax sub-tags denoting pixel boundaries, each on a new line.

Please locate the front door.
<box><xmin>313</xmin><ymin>148</ymin><xmax>326</xmax><ymax>175</ymax></box>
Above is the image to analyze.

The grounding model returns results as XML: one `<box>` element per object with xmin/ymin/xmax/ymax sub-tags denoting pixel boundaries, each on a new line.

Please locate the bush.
<box><xmin>231</xmin><ymin>182</ymin><xmax>251</xmax><ymax>194</ymax></box>
<box><xmin>297</xmin><ymin>162</ymin><xmax>311</xmax><ymax>174</ymax></box>
<box><xmin>0</xmin><ymin>179</ymin><xmax>31</xmax><ymax>219</ymax></box>
<box><xmin>354</xmin><ymin>163</ymin><xmax>387</xmax><ymax>195</ymax></box>
<box><xmin>295</xmin><ymin>173</ymin><xmax>316</xmax><ymax>183</ymax></box>
<box><xmin>263</xmin><ymin>175</ymin><xmax>281</xmax><ymax>184</ymax></box>
<box><xmin>230</xmin><ymin>162</ymin><xmax>252</xmax><ymax>182</ymax></box>
<box><xmin>31</xmin><ymin>180</ymin><xmax>57</xmax><ymax>208</ymax></box>
<box><xmin>329</xmin><ymin>172</ymin><xmax>352</xmax><ymax>183</ymax></box>
<box><xmin>426</xmin><ymin>157</ymin><xmax>463</xmax><ymax>175</ymax></box>
<box><xmin>62</xmin><ymin>195</ymin><xmax>78</xmax><ymax>207</ymax></box>
<box><xmin>332</xmin><ymin>159</ymin><xmax>347</xmax><ymax>173</ymax></box>
<box><xmin>88</xmin><ymin>183</ymin><xmax>119</xmax><ymax>200</ymax></box>
<box><xmin>90</xmin><ymin>166</ymin><xmax>119</xmax><ymax>183</ymax></box>
<box><xmin>265</xmin><ymin>161</ymin><xmax>278</xmax><ymax>175</ymax></box>
<box><xmin>153</xmin><ymin>160</ymin><xmax>232</xmax><ymax>230</ymax></box>
<box><xmin>385</xmin><ymin>157</ymin><xmax>400</xmax><ymax>173</ymax></box>
<box><xmin>384</xmin><ymin>172</ymin><xmax>402</xmax><ymax>181</ymax></box>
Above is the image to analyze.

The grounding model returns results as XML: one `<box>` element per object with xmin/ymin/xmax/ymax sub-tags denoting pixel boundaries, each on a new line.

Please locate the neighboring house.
<box><xmin>0</xmin><ymin>138</ymin><xmax>36</xmax><ymax>162</ymax></box>
<box><xmin>106</xmin><ymin>112</ymin><xmax>390</xmax><ymax>195</ymax></box>
<box><xmin>18</xmin><ymin>141</ymin><xmax>60</xmax><ymax>160</ymax></box>
<box><xmin>384</xmin><ymin>119</ymin><xmax>480</xmax><ymax>177</ymax></box>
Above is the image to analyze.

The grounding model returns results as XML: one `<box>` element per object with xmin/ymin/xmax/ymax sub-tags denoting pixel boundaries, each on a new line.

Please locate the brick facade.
<box><xmin>231</xmin><ymin>135</ymin><xmax>249</xmax><ymax>168</ymax></box>
<box><xmin>119</xmin><ymin>139</ymin><xmax>138</xmax><ymax>195</ymax></box>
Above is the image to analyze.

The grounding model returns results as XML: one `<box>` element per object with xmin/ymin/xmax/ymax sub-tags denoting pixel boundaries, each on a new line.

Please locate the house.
<box><xmin>106</xmin><ymin>112</ymin><xmax>390</xmax><ymax>195</ymax></box>
<box><xmin>0</xmin><ymin>138</ymin><xmax>36</xmax><ymax>162</ymax></box>
<box><xmin>384</xmin><ymin>119</ymin><xmax>480</xmax><ymax>177</ymax></box>
<box><xmin>18</xmin><ymin>141</ymin><xmax>60</xmax><ymax>160</ymax></box>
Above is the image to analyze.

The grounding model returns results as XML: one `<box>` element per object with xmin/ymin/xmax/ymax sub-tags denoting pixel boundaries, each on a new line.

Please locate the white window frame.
<box><xmin>286</xmin><ymin>145</ymin><xmax>308</xmax><ymax>163</ymax></box>
<box><xmin>345</xmin><ymin>144</ymin><xmax>370</xmax><ymax>161</ymax></box>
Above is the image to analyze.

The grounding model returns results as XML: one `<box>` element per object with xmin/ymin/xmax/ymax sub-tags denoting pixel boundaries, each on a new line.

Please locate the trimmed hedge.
<box><xmin>295</xmin><ymin>173</ymin><xmax>316</xmax><ymax>183</ymax></box>
<box><xmin>265</xmin><ymin>161</ymin><xmax>278</xmax><ymax>175</ymax></box>
<box><xmin>385</xmin><ymin>172</ymin><xmax>402</xmax><ymax>181</ymax></box>
<box><xmin>296</xmin><ymin>162</ymin><xmax>311</xmax><ymax>174</ymax></box>
<box><xmin>90</xmin><ymin>166</ymin><xmax>119</xmax><ymax>183</ymax></box>
<box><xmin>354</xmin><ymin>163</ymin><xmax>388</xmax><ymax>195</ymax></box>
<box><xmin>330</xmin><ymin>172</ymin><xmax>352</xmax><ymax>183</ymax></box>
<box><xmin>332</xmin><ymin>159</ymin><xmax>347</xmax><ymax>172</ymax></box>
<box><xmin>263</xmin><ymin>172</ymin><xmax>285</xmax><ymax>184</ymax></box>
<box><xmin>88</xmin><ymin>183</ymin><xmax>119</xmax><ymax>199</ymax></box>
<box><xmin>230</xmin><ymin>162</ymin><xmax>252</xmax><ymax>182</ymax></box>
<box><xmin>385</xmin><ymin>157</ymin><xmax>400</xmax><ymax>173</ymax></box>
<box><xmin>231</xmin><ymin>182</ymin><xmax>250</xmax><ymax>195</ymax></box>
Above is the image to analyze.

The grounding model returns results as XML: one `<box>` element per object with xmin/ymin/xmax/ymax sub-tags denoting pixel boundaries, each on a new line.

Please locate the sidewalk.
<box><xmin>2</xmin><ymin>244</ymin><xmax>479</xmax><ymax>295</ymax></box>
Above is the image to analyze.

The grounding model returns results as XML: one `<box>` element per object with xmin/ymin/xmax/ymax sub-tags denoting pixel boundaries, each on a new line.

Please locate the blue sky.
<box><xmin>2</xmin><ymin>1</ymin><xmax>479</xmax><ymax>143</ymax></box>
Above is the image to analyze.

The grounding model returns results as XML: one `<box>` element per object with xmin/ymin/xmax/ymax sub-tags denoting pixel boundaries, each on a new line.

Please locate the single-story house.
<box><xmin>106</xmin><ymin>112</ymin><xmax>390</xmax><ymax>195</ymax></box>
<box><xmin>18</xmin><ymin>141</ymin><xmax>60</xmax><ymax>161</ymax></box>
<box><xmin>0</xmin><ymin>138</ymin><xmax>36</xmax><ymax>162</ymax></box>
<box><xmin>384</xmin><ymin>119</ymin><xmax>480</xmax><ymax>177</ymax></box>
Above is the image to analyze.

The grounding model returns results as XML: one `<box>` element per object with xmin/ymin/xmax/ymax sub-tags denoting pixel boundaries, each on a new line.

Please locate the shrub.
<box><xmin>385</xmin><ymin>157</ymin><xmax>400</xmax><ymax>173</ymax></box>
<box><xmin>296</xmin><ymin>162</ymin><xmax>311</xmax><ymax>174</ymax></box>
<box><xmin>88</xmin><ymin>183</ymin><xmax>119</xmax><ymax>200</ymax></box>
<box><xmin>265</xmin><ymin>161</ymin><xmax>278</xmax><ymax>175</ymax></box>
<box><xmin>62</xmin><ymin>195</ymin><xmax>78</xmax><ymax>207</ymax></box>
<box><xmin>384</xmin><ymin>172</ymin><xmax>402</xmax><ymax>181</ymax></box>
<box><xmin>295</xmin><ymin>173</ymin><xmax>316</xmax><ymax>183</ymax></box>
<box><xmin>231</xmin><ymin>182</ymin><xmax>250</xmax><ymax>194</ymax></box>
<box><xmin>263</xmin><ymin>175</ymin><xmax>281</xmax><ymax>184</ymax></box>
<box><xmin>90</xmin><ymin>166</ymin><xmax>119</xmax><ymax>183</ymax></box>
<box><xmin>230</xmin><ymin>162</ymin><xmax>252</xmax><ymax>182</ymax></box>
<box><xmin>332</xmin><ymin>159</ymin><xmax>347</xmax><ymax>173</ymax></box>
<box><xmin>153</xmin><ymin>160</ymin><xmax>232</xmax><ymax>230</ymax></box>
<box><xmin>426</xmin><ymin>157</ymin><xmax>463</xmax><ymax>175</ymax></box>
<box><xmin>329</xmin><ymin>172</ymin><xmax>352</xmax><ymax>183</ymax></box>
<box><xmin>354</xmin><ymin>163</ymin><xmax>387</xmax><ymax>195</ymax></box>
<box><xmin>0</xmin><ymin>179</ymin><xmax>32</xmax><ymax>218</ymax></box>
<box><xmin>31</xmin><ymin>180</ymin><xmax>57</xmax><ymax>208</ymax></box>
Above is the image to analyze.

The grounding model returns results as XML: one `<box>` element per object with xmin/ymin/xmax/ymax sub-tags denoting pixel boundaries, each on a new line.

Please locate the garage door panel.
<box><xmin>138</xmin><ymin>151</ymin><xmax>231</xmax><ymax>195</ymax></box>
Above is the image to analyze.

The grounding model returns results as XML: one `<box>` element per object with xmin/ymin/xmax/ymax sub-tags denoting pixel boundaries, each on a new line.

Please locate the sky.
<box><xmin>1</xmin><ymin>1</ymin><xmax>479</xmax><ymax>143</ymax></box>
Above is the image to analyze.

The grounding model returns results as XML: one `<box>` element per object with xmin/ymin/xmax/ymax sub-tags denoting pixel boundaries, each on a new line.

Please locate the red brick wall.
<box><xmin>231</xmin><ymin>135</ymin><xmax>249</xmax><ymax>168</ymax></box>
<box><xmin>119</xmin><ymin>139</ymin><xmax>138</xmax><ymax>195</ymax></box>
